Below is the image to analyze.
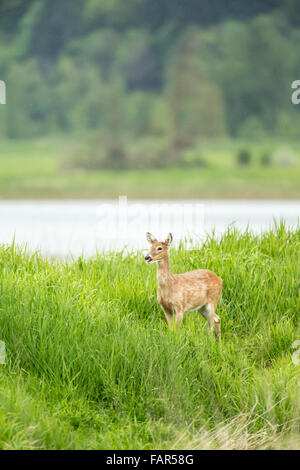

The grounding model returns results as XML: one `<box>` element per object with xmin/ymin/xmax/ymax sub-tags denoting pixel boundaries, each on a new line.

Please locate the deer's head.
<box><xmin>145</xmin><ymin>232</ymin><xmax>173</xmax><ymax>264</ymax></box>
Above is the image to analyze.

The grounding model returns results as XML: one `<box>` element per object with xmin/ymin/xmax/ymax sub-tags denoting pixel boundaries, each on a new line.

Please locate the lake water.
<box><xmin>0</xmin><ymin>199</ymin><xmax>299</xmax><ymax>257</ymax></box>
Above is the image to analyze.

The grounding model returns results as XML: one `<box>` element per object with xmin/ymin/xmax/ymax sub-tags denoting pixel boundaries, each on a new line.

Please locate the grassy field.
<box><xmin>0</xmin><ymin>138</ymin><xmax>300</xmax><ymax>199</ymax></box>
<box><xmin>0</xmin><ymin>224</ymin><xmax>299</xmax><ymax>449</ymax></box>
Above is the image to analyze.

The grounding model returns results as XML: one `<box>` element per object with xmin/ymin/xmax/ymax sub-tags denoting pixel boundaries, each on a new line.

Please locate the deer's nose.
<box><xmin>145</xmin><ymin>255</ymin><xmax>151</xmax><ymax>261</ymax></box>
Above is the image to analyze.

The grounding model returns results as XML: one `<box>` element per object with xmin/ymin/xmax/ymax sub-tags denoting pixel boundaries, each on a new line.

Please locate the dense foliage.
<box><xmin>1</xmin><ymin>0</ymin><xmax>300</xmax><ymax>168</ymax></box>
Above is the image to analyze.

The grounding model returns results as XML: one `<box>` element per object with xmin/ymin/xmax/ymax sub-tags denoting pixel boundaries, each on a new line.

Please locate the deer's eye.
<box><xmin>157</xmin><ymin>247</ymin><xmax>162</xmax><ymax>251</ymax></box>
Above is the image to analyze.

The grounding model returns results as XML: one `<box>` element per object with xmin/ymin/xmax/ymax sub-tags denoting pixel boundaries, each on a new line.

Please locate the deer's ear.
<box><xmin>146</xmin><ymin>232</ymin><xmax>157</xmax><ymax>244</ymax></box>
<box><xmin>165</xmin><ymin>233</ymin><xmax>173</xmax><ymax>246</ymax></box>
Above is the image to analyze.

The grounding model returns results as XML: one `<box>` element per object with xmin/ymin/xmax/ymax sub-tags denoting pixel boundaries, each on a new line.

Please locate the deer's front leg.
<box><xmin>161</xmin><ymin>306</ymin><xmax>173</xmax><ymax>329</ymax></box>
<box><xmin>174</xmin><ymin>309</ymin><xmax>184</xmax><ymax>328</ymax></box>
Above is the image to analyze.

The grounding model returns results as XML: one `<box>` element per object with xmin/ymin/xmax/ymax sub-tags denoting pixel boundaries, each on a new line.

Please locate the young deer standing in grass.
<box><xmin>145</xmin><ymin>232</ymin><xmax>222</xmax><ymax>341</ymax></box>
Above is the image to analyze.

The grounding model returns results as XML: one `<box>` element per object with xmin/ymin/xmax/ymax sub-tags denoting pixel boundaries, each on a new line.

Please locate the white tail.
<box><xmin>145</xmin><ymin>232</ymin><xmax>222</xmax><ymax>341</ymax></box>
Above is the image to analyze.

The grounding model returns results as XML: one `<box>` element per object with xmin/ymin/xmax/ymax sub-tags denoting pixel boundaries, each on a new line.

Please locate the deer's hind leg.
<box><xmin>198</xmin><ymin>303</ymin><xmax>221</xmax><ymax>342</ymax></box>
<box><xmin>213</xmin><ymin>311</ymin><xmax>221</xmax><ymax>342</ymax></box>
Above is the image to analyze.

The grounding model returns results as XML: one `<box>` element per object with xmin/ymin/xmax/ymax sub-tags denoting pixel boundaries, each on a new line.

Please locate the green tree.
<box><xmin>5</xmin><ymin>60</ymin><xmax>50</xmax><ymax>138</ymax></box>
<box><xmin>167</xmin><ymin>28</ymin><xmax>226</xmax><ymax>149</ymax></box>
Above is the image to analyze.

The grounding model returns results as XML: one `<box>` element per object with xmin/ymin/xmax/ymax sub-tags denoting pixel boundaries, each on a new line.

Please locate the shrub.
<box><xmin>181</xmin><ymin>148</ymin><xmax>207</xmax><ymax>167</ymax></box>
<box><xmin>237</xmin><ymin>149</ymin><xmax>252</xmax><ymax>166</ymax></box>
<box><xmin>128</xmin><ymin>136</ymin><xmax>175</xmax><ymax>169</ymax></box>
<box><xmin>260</xmin><ymin>152</ymin><xmax>272</xmax><ymax>166</ymax></box>
<box><xmin>65</xmin><ymin>131</ymin><xmax>128</xmax><ymax>171</ymax></box>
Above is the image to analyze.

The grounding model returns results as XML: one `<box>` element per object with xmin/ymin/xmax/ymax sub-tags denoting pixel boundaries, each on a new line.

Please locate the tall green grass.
<box><xmin>0</xmin><ymin>223</ymin><xmax>299</xmax><ymax>449</ymax></box>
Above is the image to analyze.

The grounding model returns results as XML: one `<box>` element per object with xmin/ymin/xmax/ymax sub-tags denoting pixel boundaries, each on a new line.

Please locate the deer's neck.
<box><xmin>157</xmin><ymin>256</ymin><xmax>172</xmax><ymax>287</ymax></box>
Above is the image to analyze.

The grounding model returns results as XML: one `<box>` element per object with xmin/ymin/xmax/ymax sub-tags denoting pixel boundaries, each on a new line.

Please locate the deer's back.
<box><xmin>159</xmin><ymin>269</ymin><xmax>222</xmax><ymax>312</ymax></box>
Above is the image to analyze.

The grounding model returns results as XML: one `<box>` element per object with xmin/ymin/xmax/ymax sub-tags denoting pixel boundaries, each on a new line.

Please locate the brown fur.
<box><xmin>145</xmin><ymin>232</ymin><xmax>222</xmax><ymax>341</ymax></box>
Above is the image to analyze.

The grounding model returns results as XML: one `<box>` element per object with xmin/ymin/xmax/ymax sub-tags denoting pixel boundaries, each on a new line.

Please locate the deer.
<box><xmin>145</xmin><ymin>232</ymin><xmax>222</xmax><ymax>341</ymax></box>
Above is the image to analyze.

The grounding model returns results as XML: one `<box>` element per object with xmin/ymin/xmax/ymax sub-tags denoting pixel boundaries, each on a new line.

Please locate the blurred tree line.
<box><xmin>0</xmin><ymin>0</ymin><xmax>300</xmax><ymax>168</ymax></box>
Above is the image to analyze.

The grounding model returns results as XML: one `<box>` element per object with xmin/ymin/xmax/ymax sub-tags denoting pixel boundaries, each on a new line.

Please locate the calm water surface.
<box><xmin>0</xmin><ymin>199</ymin><xmax>299</xmax><ymax>257</ymax></box>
